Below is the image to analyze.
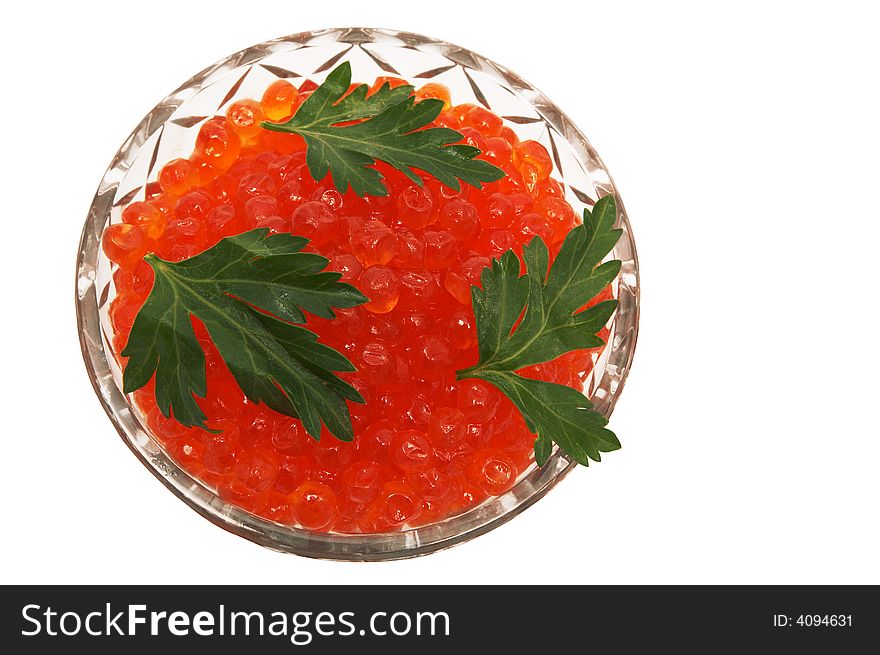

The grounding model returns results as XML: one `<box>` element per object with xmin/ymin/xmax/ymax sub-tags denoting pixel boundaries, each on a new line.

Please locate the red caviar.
<box><xmin>103</xmin><ymin>78</ymin><xmax>612</xmax><ymax>534</ymax></box>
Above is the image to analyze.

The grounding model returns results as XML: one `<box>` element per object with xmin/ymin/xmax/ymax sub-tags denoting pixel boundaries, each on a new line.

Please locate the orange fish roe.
<box><xmin>103</xmin><ymin>78</ymin><xmax>610</xmax><ymax>534</ymax></box>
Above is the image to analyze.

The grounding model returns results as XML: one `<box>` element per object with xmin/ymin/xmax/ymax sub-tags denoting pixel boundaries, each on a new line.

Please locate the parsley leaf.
<box><xmin>457</xmin><ymin>195</ymin><xmax>623</xmax><ymax>466</ymax></box>
<box><xmin>480</xmin><ymin>372</ymin><xmax>621</xmax><ymax>465</ymax></box>
<box><xmin>121</xmin><ymin>229</ymin><xmax>368</xmax><ymax>441</ymax></box>
<box><xmin>261</xmin><ymin>62</ymin><xmax>505</xmax><ymax>196</ymax></box>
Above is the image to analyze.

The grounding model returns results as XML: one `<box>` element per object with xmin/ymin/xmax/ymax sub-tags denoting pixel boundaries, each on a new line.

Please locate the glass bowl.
<box><xmin>75</xmin><ymin>27</ymin><xmax>640</xmax><ymax>560</ymax></box>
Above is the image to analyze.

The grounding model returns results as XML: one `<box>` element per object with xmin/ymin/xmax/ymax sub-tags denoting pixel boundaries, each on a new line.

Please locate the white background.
<box><xmin>1</xmin><ymin>0</ymin><xmax>877</xmax><ymax>584</ymax></box>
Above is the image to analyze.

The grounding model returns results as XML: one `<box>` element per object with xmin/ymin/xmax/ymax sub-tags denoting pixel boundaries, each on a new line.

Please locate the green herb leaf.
<box><xmin>121</xmin><ymin>229</ymin><xmax>368</xmax><ymax>441</ymax></box>
<box><xmin>457</xmin><ymin>195</ymin><xmax>623</xmax><ymax>465</ymax></box>
<box><xmin>480</xmin><ymin>372</ymin><xmax>620</xmax><ymax>466</ymax></box>
<box><xmin>260</xmin><ymin>61</ymin><xmax>505</xmax><ymax>196</ymax></box>
<box><xmin>534</xmin><ymin>433</ymin><xmax>552</xmax><ymax>467</ymax></box>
